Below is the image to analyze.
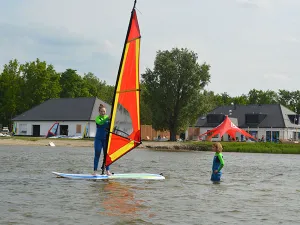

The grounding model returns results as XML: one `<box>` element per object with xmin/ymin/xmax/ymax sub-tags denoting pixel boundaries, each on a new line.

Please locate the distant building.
<box><xmin>187</xmin><ymin>104</ymin><xmax>300</xmax><ymax>142</ymax></box>
<box><xmin>12</xmin><ymin>97</ymin><xmax>111</xmax><ymax>138</ymax></box>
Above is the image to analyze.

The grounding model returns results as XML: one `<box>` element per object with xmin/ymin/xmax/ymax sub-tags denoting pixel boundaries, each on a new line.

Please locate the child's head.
<box><xmin>212</xmin><ymin>142</ymin><xmax>223</xmax><ymax>153</ymax></box>
<box><xmin>99</xmin><ymin>104</ymin><xmax>106</xmax><ymax>115</ymax></box>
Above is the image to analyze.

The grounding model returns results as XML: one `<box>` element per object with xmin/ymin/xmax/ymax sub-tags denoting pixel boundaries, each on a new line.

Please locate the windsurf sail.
<box><xmin>46</xmin><ymin>122</ymin><xmax>59</xmax><ymax>138</ymax></box>
<box><xmin>12</xmin><ymin>122</ymin><xmax>17</xmax><ymax>135</ymax></box>
<box><xmin>82</xmin><ymin>122</ymin><xmax>89</xmax><ymax>138</ymax></box>
<box><xmin>103</xmin><ymin>0</ymin><xmax>141</xmax><ymax>168</ymax></box>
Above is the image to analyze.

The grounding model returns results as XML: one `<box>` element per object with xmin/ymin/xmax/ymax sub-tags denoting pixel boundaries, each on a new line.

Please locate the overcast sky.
<box><xmin>0</xmin><ymin>0</ymin><xmax>299</xmax><ymax>96</ymax></box>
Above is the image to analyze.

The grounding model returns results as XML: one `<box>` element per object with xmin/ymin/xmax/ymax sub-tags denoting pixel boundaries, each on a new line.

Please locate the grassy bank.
<box><xmin>3</xmin><ymin>136</ymin><xmax>94</xmax><ymax>142</ymax></box>
<box><xmin>182</xmin><ymin>141</ymin><xmax>300</xmax><ymax>154</ymax></box>
<box><xmin>2</xmin><ymin>136</ymin><xmax>300</xmax><ymax>154</ymax></box>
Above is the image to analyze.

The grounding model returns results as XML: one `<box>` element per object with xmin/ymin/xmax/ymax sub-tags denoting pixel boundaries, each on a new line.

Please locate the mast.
<box><xmin>101</xmin><ymin>0</ymin><xmax>139</xmax><ymax>174</ymax></box>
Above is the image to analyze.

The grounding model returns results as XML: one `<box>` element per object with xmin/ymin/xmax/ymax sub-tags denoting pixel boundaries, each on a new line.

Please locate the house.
<box><xmin>188</xmin><ymin>104</ymin><xmax>300</xmax><ymax>142</ymax></box>
<box><xmin>12</xmin><ymin>97</ymin><xmax>111</xmax><ymax>138</ymax></box>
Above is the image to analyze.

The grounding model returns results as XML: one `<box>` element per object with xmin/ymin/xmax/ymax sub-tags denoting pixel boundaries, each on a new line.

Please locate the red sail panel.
<box><xmin>106</xmin><ymin>9</ymin><xmax>141</xmax><ymax>166</ymax></box>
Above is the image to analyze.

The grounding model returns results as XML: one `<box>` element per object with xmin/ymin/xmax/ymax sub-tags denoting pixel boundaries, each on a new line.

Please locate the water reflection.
<box><xmin>98</xmin><ymin>181</ymin><xmax>146</xmax><ymax>218</ymax></box>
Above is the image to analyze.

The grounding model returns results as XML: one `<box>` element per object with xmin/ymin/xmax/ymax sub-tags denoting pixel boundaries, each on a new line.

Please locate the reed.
<box><xmin>185</xmin><ymin>141</ymin><xmax>300</xmax><ymax>154</ymax></box>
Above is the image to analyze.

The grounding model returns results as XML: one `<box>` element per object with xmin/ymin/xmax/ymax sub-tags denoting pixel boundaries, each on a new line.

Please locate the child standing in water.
<box><xmin>93</xmin><ymin>104</ymin><xmax>112</xmax><ymax>176</ymax></box>
<box><xmin>211</xmin><ymin>142</ymin><xmax>225</xmax><ymax>182</ymax></box>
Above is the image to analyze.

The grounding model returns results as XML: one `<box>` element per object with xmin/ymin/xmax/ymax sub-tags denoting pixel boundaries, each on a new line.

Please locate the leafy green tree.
<box><xmin>142</xmin><ymin>48</ymin><xmax>211</xmax><ymax>141</ymax></box>
<box><xmin>140</xmin><ymin>84</ymin><xmax>152</xmax><ymax>125</ymax></box>
<box><xmin>277</xmin><ymin>89</ymin><xmax>292</xmax><ymax>107</ymax></box>
<box><xmin>214</xmin><ymin>92</ymin><xmax>234</xmax><ymax>106</ymax></box>
<box><xmin>195</xmin><ymin>90</ymin><xmax>218</xmax><ymax>117</ymax></box>
<box><xmin>232</xmin><ymin>94</ymin><xmax>248</xmax><ymax>105</ymax></box>
<box><xmin>290</xmin><ymin>91</ymin><xmax>300</xmax><ymax>114</ymax></box>
<box><xmin>60</xmin><ymin>69</ymin><xmax>89</xmax><ymax>98</ymax></box>
<box><xmin>83</xmin><ymin>72</ymin><xmax>107</xmax><ymax>97</ymax></box>
<box><xmin>100</xmin><ymin>84</ymin><xmax>114</xmax><ymax>104</ymax></box>
<box><xmin>248</xmin><ymin>89</ymin><xmax>278</xmax><ymax>104</ymax></box>
<box><xmin>22</xmin><ymin>58</ymin><xmax>61</xmax><ymax>109</ymax></box>
<box><xmin>0</xmin><ymin>59</ymin><xmax>23</xmax><ymax>128</ymax></box>
<box><xmin>248</xmin><ymin>89</ymin><xmax>261</xmax><ymax>104</ymax></box>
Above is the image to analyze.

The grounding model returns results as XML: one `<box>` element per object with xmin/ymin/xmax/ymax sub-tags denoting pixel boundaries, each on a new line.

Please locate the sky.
<box><xmin>0</xmin><ymin>0</ymin><xmax>300</xmax><ymax>97</ymax></box>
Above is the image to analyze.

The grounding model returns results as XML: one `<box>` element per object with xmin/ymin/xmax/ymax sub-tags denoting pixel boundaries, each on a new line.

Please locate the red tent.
<box><xmin>199</xmin><ymin>115</ymin><xmax>256</xmax><ymax>141</ymax></box>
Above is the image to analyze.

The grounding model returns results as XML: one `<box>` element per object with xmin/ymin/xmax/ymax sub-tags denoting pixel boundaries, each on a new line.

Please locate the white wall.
<box><xmin>14</xmin><ymin>121</ymin><xmax>95</xmax><ymax>137</ymax></box>
<box><xmin>89</xmin><ymin>122</ymin><xmax>97</xmax><ymax>138</ymax></box>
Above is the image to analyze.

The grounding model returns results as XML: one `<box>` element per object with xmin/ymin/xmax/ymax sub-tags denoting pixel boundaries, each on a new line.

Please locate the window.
<box><xmin>76</xmin><ymin>125</ymin><xmax>81</xmax><ymax>133</ymax></box>
<box><xmin>206</xmin><ymin>114</ymin><xmax>225</xmax><ymax>123</ymax></box>
<box><xmin>245</xmin><ymin>114</ymin><xmax>267</xmax><ymax>125</ymax></box>
<box><xmin>249</xmin><ymin>130</ymin><xmax>258</xmax><ymax>138</ymax></box>
<box><xmin>266</xmin><ymin>131</ymin><xmax>279</xmax><ymax>142</ymax></box>
<box><xmin>19</xmin><ymin>124</ymin><xmax>27</xmax><ymax>134</ymax></box>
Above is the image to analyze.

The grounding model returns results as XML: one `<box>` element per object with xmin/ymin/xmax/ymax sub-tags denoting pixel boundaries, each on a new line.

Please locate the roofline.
<box><xmin>89</xmin><ymin>97</ymin><xmax>97</xmax><ymax>121</ymax></box>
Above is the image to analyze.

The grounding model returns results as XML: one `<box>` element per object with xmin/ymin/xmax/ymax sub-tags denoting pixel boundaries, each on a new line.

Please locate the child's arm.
<box><xmin>217</xmin><ymin>153</ymin><xmax>225</xmax><ymax>172</ymax></box>
<box><xmin>95</xmin><ymin>115</ymin><xmax>109</xmax><ymax>125</ymax></box>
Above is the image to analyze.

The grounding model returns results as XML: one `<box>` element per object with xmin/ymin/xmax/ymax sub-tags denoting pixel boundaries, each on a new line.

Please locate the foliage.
<box><xmin>21</xmin><ymin>59</ymin><xmax>61</xmax><ymax>112</ymax></box>
<box><xmin>140</xmin><ymin>84</ymin><xmax>152</xmax><ymax>125</ymax></box>
<box><xmin>0</xmin><ymin>59</ymin><xmax>113</xmax><ymax>128</ymax></box>
<box><xmin>185</xmin><ymin>141</ymin><xmax>300</xmax><ymax>154</ymax></box>
<box><xmin>0</xmin><ymin>59</ymin><xmax>23</xmax><ymax>127</ymax></box>
<box><xmin>60</xmin><ymin>69</ymin><xmax>88</xmax><ymax>98</ymax></box>
<box><xmin>142</xmin><ymin>48</ymin><xmax>211</xmax><ymax>141</ymax></box>
<box><xmin>0</xmin><ymin>48</ymin><xmax>299</xmax><ymax>133</ymax></box>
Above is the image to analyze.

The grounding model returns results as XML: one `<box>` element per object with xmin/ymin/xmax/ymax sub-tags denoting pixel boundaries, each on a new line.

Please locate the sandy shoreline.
<box><xmin>0</xmin><ymin>138</ymin><xmax>184</xmax><ymax>150</ymax></box>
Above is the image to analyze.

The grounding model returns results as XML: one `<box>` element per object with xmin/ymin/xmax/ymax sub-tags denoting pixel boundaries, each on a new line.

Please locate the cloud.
<box><xmin>283</xmin><ymin>36</ymin><xmax>300</xmax><ymax>44</ymax></box>
<box><xmin>263</xmin><ymin>73</ymin><xmax>291</xmax><ymax>81</ymax></box>
<box><xmin>0</xmin><ymin>22</ymin><xmax>118</xmax><ymax>83</ymax></box>
<box><xmin>1</xmin><ymin>0</ymin><xmax>300</xmax><ymax>97</ymax></box>
<box><xmin>235</xmin><ymin>0</ymin><xmax>271</xmax><ymax>9</ymax></box>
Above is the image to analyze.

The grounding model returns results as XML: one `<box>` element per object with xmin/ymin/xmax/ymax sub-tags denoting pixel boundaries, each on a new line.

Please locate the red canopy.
<box><xmin>199</xmin><ymin>115</ymin><xmax>256</xmax><ymax>141</ymax></box>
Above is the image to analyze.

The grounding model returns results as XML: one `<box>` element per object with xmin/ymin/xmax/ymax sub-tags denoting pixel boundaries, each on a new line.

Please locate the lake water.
<box><xmin>1</xmin><ymin>145</ymin><xmax>300</xmax><ymax>225</ymax></box>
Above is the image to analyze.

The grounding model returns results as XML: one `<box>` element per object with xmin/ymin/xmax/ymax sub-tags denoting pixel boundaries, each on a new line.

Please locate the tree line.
<box><xmin>0</xmin><ymin>48</ymin><xmax>299</xmax><ymax>140</ymax></box>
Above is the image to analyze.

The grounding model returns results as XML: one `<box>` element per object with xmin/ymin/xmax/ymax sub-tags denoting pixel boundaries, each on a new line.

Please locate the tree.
<box><xmin>214</xmin><ymin>92</ymin><xmax>234</xmax><ymax>106</ymax></box>
<box><xmin>290</xmin><ymin>90</ymin><xmax>300</xmax><ymax>114</ymax></box>
<box><xmin>231</xmin><ymin>94</ymin><xmax>248</xmax><ymax>105</ymax></box>
<box><xmin>0</xmin><ymin>59</ymin><xmax>23</xmax><ymax>128</ymax></box>
<box><xmin>196</xmin><ymin>90</ymin><xmax>218</xmax><ymax>116</ymax></box>
<box><xmin>83</xmin><ymin>72</ymin><xmax>107</xmax><ymax>97</ymax></box>
<box><xmin>22</xmin><ymin>58</ymin><xmax>61</xmax><ymax>109</ymax></box>
<box><xmin>248</xmin><ymin>89</ymin><xmax>278</xmax><ymax>104</ymax></box>
<box><xmin>100</xmin><ymin>84</ymin><xmax>114</xmax><ymax>104</ymax></box>
<box><xmin>142</xmin><ymin>48</ymin><xmax>211</xmax><ymax>141</ymax></box>
<box><xmin>140</xmin><ymin>84</ymin><xmax>152</xmax><ymax>125</ymax></box>
<box><xmin>277</xmin><ymin>89</ymin><xmax>293</xmax><ymax>107</ymax></box>
<box><xmin>60</xmin><ymin>69</ymin><xmax>89</xmax><ymax>98</ymax></box>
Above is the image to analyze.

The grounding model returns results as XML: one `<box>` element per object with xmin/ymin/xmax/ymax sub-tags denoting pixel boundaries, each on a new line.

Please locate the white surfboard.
<box><xmin>52</xmin><ymin>172</ymin><xmax>165</xmax><ymax>180</ymax></box>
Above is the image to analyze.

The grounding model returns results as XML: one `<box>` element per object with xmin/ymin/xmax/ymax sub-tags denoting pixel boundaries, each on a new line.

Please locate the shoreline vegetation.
<box><xmin>0</xmin><ymin>137</ymin><xmax>300</xmax><ymax>154</ymax></box>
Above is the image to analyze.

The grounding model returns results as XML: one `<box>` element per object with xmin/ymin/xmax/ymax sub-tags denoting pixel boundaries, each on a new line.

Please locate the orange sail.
<box><xmin>105</xmin><ymin>3</ymin><xmax>141</xmax><ymax>166</ymax></box>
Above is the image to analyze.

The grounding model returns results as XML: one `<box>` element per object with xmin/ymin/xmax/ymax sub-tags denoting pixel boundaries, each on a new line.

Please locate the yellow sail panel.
<box><xmin>108</xmin><ymin>43</ymin><xmax>130</xmax><ymax>134</ymax></box>
<box><xmin>109</xmin><ymin>141</ymin><xmax>135</xmax><ymax>162</ymax></box>
<box><xmin>106</xmin><ymin>43</ymin><xmax>130</xmax><ymax>156</ymax></box>
<box><xmin>135</xmin><ymin>38</ymin><xmax>140</xmax><ymax>130</ymax></box>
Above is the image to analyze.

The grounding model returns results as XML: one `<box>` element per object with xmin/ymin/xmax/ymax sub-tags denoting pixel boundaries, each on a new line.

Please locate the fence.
<box><xmin>141</xmin><ymin>125</ymin><xmax>171</xmax><ymax>141</ymax></box>
<box><xmin>187</xmin><ymin>127</ymin><xmax>200</xmax><ymax>140</ymax></box>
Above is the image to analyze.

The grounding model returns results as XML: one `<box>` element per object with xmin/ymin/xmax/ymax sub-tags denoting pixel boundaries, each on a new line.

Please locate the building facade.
<box><xmin>12</xmin><ymin>97</ymin><xmax>111</xmax><ymax>138</ymax></box>
<box><xmin>189</xmin><ymin>104</ymin><xmax>300</xmax><ymax>142</ymax></box>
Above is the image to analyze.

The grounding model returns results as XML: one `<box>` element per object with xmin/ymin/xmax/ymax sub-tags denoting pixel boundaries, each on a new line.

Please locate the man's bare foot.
<box><xmin>106</xmin><ymin>170</ymin><xmax>112</xmax><ymax>176</ymax></box>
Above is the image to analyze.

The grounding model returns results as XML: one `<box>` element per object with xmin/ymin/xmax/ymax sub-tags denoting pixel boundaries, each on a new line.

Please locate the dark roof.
<box><xmin>195</xmin><ymin>104</ymin><xmax>298</xmax><ymax>128</ymax></box>
<box><xmin>12</xmin><ymin>97</ymin><xmax>111</xmax><ymax>121</ymax></box>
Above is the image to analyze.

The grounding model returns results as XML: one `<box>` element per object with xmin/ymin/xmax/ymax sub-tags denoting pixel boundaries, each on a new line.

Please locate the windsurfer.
<box><xmin>211</xmin><ymin>142</ymin><xmax>225</xmax><ymax>182</ymax></box>
<box><xmin>93</xmin><ymin>104</ymin><xmax>112</xmax><ymax>176</ymax></box>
